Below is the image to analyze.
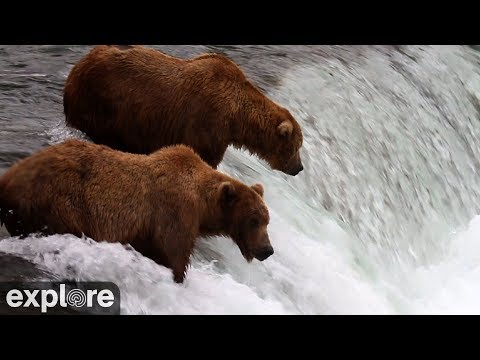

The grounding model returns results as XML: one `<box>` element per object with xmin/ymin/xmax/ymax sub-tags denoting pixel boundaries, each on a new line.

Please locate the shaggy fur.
<box><xmin>63</xmin><ymin>45</ymin><xmax>304</xmax><ymax>175</ymax></box>
<box><xmin>0</xmin><ymin>140</ymin><xmax>273</xmax><ymax>283</ymax></box>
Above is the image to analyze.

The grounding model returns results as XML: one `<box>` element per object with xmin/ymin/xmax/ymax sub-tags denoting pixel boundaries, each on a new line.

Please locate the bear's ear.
<box><xmin>219</xmin><ymin>182</ymin><xmax>237</xmax><ymax>207</ymax></box>
<box><xmin>277</xmin><ymin>121</ymin><xmax>293</xmax><ymax>138</ymax></box>
<box><xmin>251</xmin><ymin>183</ymin><xmax>264</xmax><ymax>197</ymax></box>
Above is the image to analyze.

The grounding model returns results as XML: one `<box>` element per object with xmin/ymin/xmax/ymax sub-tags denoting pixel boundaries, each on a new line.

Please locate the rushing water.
<box><xmin>1</xmin><ymin>45</ymin><xmax>480</xmax><ymax>314</ymax></box>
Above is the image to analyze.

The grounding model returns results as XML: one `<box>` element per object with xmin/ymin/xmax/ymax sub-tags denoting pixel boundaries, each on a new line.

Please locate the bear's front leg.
<box><xmin>152</xmin><ymin>227</ymin><xmax>197</xmax><ymax>284</ymax></box>
<box><xmin>172</xmin><ymin>263</ymin><xmax>188</xmax><ymax>284</ymax></box>
<box><xmin>189</xmin><ymin>139</ymin><xmax>228</xmax><ymax>169</ymax></box>
<box><xmin>167</xmin><ymin>238</ymin><xmax>195</xmax><ymax>284</ymax></box>
<box><xmin>150</xmin><ymin>203</ymin><xmax>200</xmax><ymax>283</ymax></box>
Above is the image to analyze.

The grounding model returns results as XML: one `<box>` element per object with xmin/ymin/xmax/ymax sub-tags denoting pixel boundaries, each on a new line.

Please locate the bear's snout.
<box><xmin>254</xmin><ymin>245</ymin><xmax>274</xmax><ymax>261</ymax></box>
<box><xmin>283</xmin><ymin>151</ymin><xmax>303</xmax><ymax>176</ymax></box>
<box><xmin>287</xmin><ymin>162</ymin><xmax>303</xmax><ymax>176</ymax></box>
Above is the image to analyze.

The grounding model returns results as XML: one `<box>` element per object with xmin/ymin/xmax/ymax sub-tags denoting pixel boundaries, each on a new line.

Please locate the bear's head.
<box><xmin>202</xmin><ymin>54</ymin><xmax>304</xmax><ymax>176</ymax></box>
<box><xmin>264</xmin><ymin>106</ymin><xmax>304</xmax><ymax>176</ymax></box>
<box><xmin>218</xmin><ymin>181</ymin><xmax>273</xmax><ymax>262</ymax></box>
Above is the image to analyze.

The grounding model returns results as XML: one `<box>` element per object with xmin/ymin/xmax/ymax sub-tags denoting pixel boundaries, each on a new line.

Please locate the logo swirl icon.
<box><xmin>66</xmin><ymin>289</ymin><xmax>86</xmax><ymax>307</ymax></box>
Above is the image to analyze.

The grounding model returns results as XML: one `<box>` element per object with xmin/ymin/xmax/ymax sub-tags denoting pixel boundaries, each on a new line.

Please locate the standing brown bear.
<box><xmin>63</xmin><ymin>45</ymin><xmax>304</xmax><ymax>176</ymax></box>
<box><xmin>0</xmin><ymin>140</ymin><xmax>273</xmax><ymax>283</ymax></box>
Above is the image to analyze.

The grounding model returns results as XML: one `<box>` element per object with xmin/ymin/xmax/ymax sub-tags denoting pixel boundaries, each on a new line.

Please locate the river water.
<box><xmin>1</xmin><ymin>45</ymin><xmax>480</xmax><ymax>314</ymax></box>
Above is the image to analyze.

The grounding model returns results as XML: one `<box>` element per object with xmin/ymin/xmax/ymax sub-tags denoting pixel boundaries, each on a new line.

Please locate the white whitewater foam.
<box><xmin>0</xmin><ymin>203</ymin><xmax>393</xmax><ymax>314</ymax></box>
<box><xmin>380</xmin><ymin>216</ymin><xmax>480</xmax><ymax>314</ymax></box>
<box><xmin>2</xmin><ymin>45</ymin><xmax>480</xmax><ymax>314</ymax></box>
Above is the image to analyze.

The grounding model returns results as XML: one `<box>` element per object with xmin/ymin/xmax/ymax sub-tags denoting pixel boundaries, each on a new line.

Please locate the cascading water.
<box><xmin>1</xmin><ymin>45</ymin><xmax>480</xmax><ymax>314</ymax></box>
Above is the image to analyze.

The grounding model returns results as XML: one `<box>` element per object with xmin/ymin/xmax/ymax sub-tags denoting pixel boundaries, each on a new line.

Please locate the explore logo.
<box><xmin>0</xmin><ymin>282</ymin><xmax>120</xmax><ymax>315</ymax></box>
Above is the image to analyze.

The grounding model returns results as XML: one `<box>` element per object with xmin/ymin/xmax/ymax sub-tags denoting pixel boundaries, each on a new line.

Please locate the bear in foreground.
<box><xmin>0</xmin><ymin>140</ymin><xmax>273</xmax><ymax>283</ymax></box>
<box><xmin>63</xmin><ymin>45</ymin><xmax>304</xmax><ymax>176</ymax></box>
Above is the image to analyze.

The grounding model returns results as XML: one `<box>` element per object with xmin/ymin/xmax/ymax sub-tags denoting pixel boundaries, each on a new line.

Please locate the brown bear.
<box><xmin>63</xmin><ymin>45</ymin><xmax>304</xmax><ymax>176</ymax></box>
<box><xmin>0</xmin><ymin>139</ymin><xmax>273</xmax><ymax>283</ymax></box>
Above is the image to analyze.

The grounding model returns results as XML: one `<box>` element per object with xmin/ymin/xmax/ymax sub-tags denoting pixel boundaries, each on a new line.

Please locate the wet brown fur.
<box><xmin>63</xmin><ymin>45</ymin><xmax>303</xmax><ymax>175</ymax></box>
<box><xmin>0</xmin><ymin>140</ymin><xmax>272</xmax><ymax>283</ymax></box>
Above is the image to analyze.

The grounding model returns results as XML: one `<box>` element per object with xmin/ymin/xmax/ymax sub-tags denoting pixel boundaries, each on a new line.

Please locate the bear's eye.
<box><xmin>249</xmin><ymin>218</ymin><xmax>260</xmax><ymax>228</ymax></box>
